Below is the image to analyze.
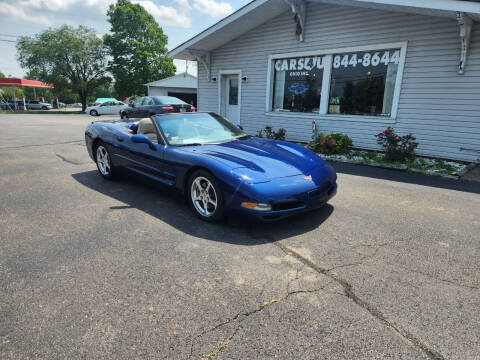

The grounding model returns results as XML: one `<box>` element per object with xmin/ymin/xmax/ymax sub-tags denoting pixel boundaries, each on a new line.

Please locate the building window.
<box><xmin>272</xmin><ymin>56</ymin><xmax>325</xmax><ymax>113</ymax></box>
<box><xmin>229</xmin><ymin>78</ymin><xmax>238</xmax><ymax>105</ymax></box>
<box><xmin>329</xmin><ymin>49</ymin><xmax>400</xmax><ymax>116</ymax></box>
<box><xmin>267</xmin><ymin>43</ymin><xmax>406</xmax><ymax>120</ymax></box>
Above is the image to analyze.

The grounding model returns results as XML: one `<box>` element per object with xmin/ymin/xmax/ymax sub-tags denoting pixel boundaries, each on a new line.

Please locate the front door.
<box><xmin>222</xmin><ymin>75</ymin><xmax>239</xmax><ymax>124</ymax></box>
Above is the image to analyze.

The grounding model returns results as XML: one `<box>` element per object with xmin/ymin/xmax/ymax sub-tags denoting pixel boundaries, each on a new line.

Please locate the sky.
<box><xmin>0</xmin><ymin>0</ymin><xmax>251</xmax><ymax>78</ymax></box>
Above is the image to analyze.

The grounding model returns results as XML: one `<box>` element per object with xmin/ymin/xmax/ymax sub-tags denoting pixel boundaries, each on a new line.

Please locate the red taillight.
<box><xmin>163</xmin><ymin>106</ymin><xmax>175</xmax><ymax>112</ymax></box>
<box><xmin>190</xmin><ymin>106</ymin><xmax>196</xmax><ymax>112</ymax></box>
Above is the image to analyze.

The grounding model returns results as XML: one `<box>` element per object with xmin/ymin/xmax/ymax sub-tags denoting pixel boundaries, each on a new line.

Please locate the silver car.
<box><xmin>27</xmin><ymin>100</ymin><xmax>52</xmax><ymax>110</ymax></box>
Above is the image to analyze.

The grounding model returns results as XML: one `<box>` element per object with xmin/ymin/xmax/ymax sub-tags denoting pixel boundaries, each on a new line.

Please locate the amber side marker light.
<box><xmin>241</xmin><ymin>202</ymin><xmax>272</xmax><ymax>211</ymax></box>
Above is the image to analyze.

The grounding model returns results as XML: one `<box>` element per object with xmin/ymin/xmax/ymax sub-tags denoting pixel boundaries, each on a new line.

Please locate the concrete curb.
<box><xmin>323</xmin><ymin>157</ymin><xmax>461</xmax><ymax>180</ymax></box>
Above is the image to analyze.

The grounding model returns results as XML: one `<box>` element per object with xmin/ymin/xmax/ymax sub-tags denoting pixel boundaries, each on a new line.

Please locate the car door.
<box><xmin>130</xmin><ymin>97</ymin><xmax>144</xmax><ymax>118</ymax></box>
<box><xmin>97</xmin><ymin>102</ymin><xmax>107</xmax><ymax>114</ymax></box>
<box><xmin>140</xmin><ymin>97</ymin><xmax>154</xmax><ymax>117</ymax></box>
<box><xmin>112</xmin><ymin>102</ymin><xmax>124</xmax><ymax>115</ymax></box>
<box><xmin>124</xmin><ymin>119</ymin><xmax>170</xmax><ymax>184</ymax></box>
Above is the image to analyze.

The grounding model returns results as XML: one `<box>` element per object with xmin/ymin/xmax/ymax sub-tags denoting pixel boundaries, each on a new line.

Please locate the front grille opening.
<box><xmin>272</xmin><ymin>201</ymin><xmax>304</xmax><ymax>211</ymax></box>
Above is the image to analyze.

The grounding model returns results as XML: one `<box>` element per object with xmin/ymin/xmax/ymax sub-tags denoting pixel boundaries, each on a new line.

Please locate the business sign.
<box><xmin>274</xmin><ymin>56</ymin><xmax>326</xmax><ymax>73</ymax></box>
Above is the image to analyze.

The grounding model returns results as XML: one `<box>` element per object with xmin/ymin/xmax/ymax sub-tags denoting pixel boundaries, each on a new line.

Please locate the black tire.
<box><xmin>94</xmin><ymin>141</ymin><xmax>116</xmax><ymax>180</ymax></box>
<box><xmin>42</xmin><ymin>106</ymin><xmax>48</xmax><ymax>110</ymax></box>
<box><xmin>90</xmin><ymin>110</ymin><xmax>98</xmax><ymax>116</ymax></box>
<box><xmin>121</xmin><ymin>112</ymin><xmax>128</xmax><ymax>120</ymax></box>
<box><xmin>188</xmin><ymin>170</ymin><xmax>225</xmax><ymax>222</ymax></box>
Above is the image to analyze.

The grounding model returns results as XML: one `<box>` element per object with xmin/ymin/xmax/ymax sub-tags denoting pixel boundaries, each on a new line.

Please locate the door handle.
<box><xmin>117</xmin><ymin>137</ymin><xmax>124</xmax><ymax>142</ymax></box>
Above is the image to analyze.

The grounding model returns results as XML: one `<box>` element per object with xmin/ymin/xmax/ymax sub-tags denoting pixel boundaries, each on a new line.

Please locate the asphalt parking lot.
<box><xmin>1</xmin><ymin>113</ymin><xmax>479</xmax><ymax>359</ymax></box>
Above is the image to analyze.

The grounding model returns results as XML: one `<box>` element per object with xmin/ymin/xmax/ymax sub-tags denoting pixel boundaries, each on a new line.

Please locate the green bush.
<box><xmin>257</xmin><ymin>125</ymin><xmax>286</xmax><ymax>140</ymax></box>
<box><xmin>308</xmin><ymin>133</ymin><xmax>353</xmax><ymax>155</ymax></box>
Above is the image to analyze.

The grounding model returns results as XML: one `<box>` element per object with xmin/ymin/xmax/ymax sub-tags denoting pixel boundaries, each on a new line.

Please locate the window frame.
<box><xmin>265</xmin><ymin>41</ymin><xmax>408</xmax><ymax>122</ymax></box>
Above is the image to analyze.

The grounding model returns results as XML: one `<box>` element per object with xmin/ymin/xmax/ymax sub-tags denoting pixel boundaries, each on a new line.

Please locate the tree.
<box><xmin>0</xmin><ymin>71</ymin><xmax>5</xmax><ymax>78</ymax></box>
<box><xmin>16</xmin><ymin>25</ymin><xmax>110</xmax><ymax>110</ymax></box>
<box><xmin>104</xmin><ymin>0</ymin><xmax>175</xmax><ymax>97</ymax></box>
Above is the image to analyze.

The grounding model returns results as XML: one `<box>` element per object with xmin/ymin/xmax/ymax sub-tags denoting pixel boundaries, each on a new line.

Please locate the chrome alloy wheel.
<box><xmin>190</xmin><ymin>176</ymin><xmax>218</xmax><ymax>217</ymax></box>
<box><xmin>96</xmin><ymin>145</ymin><xmax>111</xmax><ymax>176</ymax></box>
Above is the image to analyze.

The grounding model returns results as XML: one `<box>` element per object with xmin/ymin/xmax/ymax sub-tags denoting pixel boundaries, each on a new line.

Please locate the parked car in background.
<box><xmin>26</xmin><ymin>100</ymin><xmax>52</xmax><ymax>110</ymax></box>
<box><xmin>85</xmin><ymin>101</ymin><xmax>128</xmax><ymax>116</ymax></box>
<box><xmin>72</xmin><ymin>103</ymin><xmax>82</xmax><ymax>108</ymax></box>
<box><xmin>120</xmin><ymin>96</ymin><xmax>195</xmax><ymax>119</ymax></box>
<box><xmin>1</xmin><ymin>100</ymin><xmax>27</xmax><ymax>110</ymax></box>
<box><xmin>58</xmin><ymin>102</ymin><xmax>66</xmax><ymax>108</ymax></box>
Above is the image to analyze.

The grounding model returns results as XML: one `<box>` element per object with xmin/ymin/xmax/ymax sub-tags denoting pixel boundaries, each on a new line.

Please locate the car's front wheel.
<box><xmin>41</xmin><ymin>106</ymin><xmax>48</xmax><ymax>110</ymax></box>
<box><xmin>95</xmin><ymin>142</ymin><xmax>115</xmax><ymax>180</ymax></box>
<box><xmin>188</xmin><ymin>170</ymin><xmax>224</xmax><ymax>221</ymax></box>
<box><xmin>90</xmin><ymin>110</ymin><xmax>98</xmax><ymax>116</ymax></box>
<box><xmin>121</xmin><ymin>112</ymin><xmax>128</xmax><ymax>120</ymax></box>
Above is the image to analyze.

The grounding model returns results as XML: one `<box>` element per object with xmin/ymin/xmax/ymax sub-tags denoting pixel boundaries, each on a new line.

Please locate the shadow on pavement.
<box><xmin>72</xmin><ymin>170</ymin><xmax>334</xmax><ymax>245</ymax></box>
<box><xmin>331</xmin><ymin>162</ymin><xmax>480</xmax><ymax>194</ymax></box>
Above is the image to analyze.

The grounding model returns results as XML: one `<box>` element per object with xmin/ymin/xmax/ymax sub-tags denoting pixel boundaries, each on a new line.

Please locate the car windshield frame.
<box><xmin>153</xmin><ymin>96</ymin><xmax>188</xmax><ymax>105</ymax></box>
<box><xmin>152</xmin><ymin>113</ymin><xmax>248</xmax><ymax>146</ymax></box>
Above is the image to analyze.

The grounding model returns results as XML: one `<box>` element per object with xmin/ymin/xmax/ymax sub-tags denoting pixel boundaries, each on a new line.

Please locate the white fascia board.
<box><xmin>349</xmin><ymin>0</ymin><xmax>480</xmax><ymax>14</ymax></box>
<box><xmin>168</xmin><ymin>0</ymin><xmax>273</xmax><ymax>58</ymax></box>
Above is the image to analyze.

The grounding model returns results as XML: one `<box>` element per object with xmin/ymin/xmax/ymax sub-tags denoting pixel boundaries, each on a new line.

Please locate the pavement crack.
<box><xmin>190</xmin><ymin>285</ymin><xmax>325</xmax><ymax>359</ymax></box>
<box><xmin>0</xmin><ymin>140</ymin><xmax>84</xmax><ymax>151</ymax></box>
<box><xmin>397</xmin><ymin>264</ymin><xmax>479</xmax><ymax>291</ymax></box>
<box><xmin>272</xmin><ymin>241</ymin><xmax>445</xmax><ymax>360</ymax></box>
<box><xmin>55</xmin><ymin>153</ymin><xmax>84</xmax><ymax>165</ymax></box>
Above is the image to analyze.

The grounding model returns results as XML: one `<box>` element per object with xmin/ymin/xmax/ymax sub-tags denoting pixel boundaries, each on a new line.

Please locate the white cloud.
<box><xmin>192</xmin><ymin>0</ymin><xmax>233</xmax><ymax>18</ymax></box>
<box><xmin>133</xmin><ymin>1</ymin><xmax>192</xmax><ymax>28</ymax></box>
<box><xmin>0</xmin><ymin>2</ymin><xmax>51</xmax><ymax>25</ymax></box>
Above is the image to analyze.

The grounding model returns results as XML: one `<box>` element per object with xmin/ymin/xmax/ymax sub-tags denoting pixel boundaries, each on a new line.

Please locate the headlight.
<box><xmin>241</xmin><ymin>202</ymin><xmax>272</xmax><ymax>211</ymax></box>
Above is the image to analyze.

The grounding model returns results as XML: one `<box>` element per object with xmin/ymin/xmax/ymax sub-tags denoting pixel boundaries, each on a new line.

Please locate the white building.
<box><xmin>145</xmin><ymin>72</ymin><xmax>197</xmax><ymax>106</ymax></box>
<box><xmin>168</xmin><ymin>0</ymin><xmax>480</xmax><ymax>162</ymax></box>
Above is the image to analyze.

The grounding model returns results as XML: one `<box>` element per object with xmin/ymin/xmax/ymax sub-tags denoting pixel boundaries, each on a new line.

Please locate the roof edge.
<box><xmin>168</xmin><ymin>0</ymin><xmax>480</xmax><ymax>58</ymax></box>
<box><xmin>168</xmin><ymin>0</ymin><xmax>271</xmax><ymax>58</ymax></box>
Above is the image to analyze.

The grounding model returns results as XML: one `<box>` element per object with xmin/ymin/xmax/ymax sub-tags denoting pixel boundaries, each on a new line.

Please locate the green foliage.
<box><xmin>104</xmin><ymin>0</ymin><xmax>176</xmax><ymax>97</ymax></box>
<box><xmin>256</xmin><ymin>125</ymin><xmax>286</xmax><ymax>140</ymax></box>
<box><xmin>16</xmin><ymin>25</ymin><xmax>110</xmax><ymax>110</ymax></box>
<box><xmin>308</xmin><ymin>133</ymin><xmax>353</xmax><ymax>155</ymax></box>
<box><xmin>375</xmin><ymin>127</ymin><xmax>418</xmax><ymax>161</ymax></box>
<box><xmin>0</xmin><ymin>70</ymin><xmax>5</xmax><ymax>78</ymax></box>
<box><xmin>1</xmin><ymin>87</ymin><xmax>24</xmax><ymax>98</ymax></box>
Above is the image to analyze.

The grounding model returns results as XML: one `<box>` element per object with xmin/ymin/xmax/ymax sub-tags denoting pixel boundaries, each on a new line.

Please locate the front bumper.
<box><xmin>226</xmin><ymin>164</ymin><xmax>337</xmax><ymax>222</ymax></box>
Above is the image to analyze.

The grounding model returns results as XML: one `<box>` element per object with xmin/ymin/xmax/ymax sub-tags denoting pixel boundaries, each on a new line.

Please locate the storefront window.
<box><xmin>328</xmin><ymin>49</ymin><xmax>400</xmax><ymax>116</ymax></box>
<box><xmin>272</xmin><ymin>56</ymin><xmax>325</xmax><ymax>113</ymax></box>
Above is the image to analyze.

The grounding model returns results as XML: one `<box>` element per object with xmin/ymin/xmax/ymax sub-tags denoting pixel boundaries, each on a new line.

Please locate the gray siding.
<box><xmin>197</xmin><ymin>3</ymin><xmax>480</xmax><ymax>162</ymax></box>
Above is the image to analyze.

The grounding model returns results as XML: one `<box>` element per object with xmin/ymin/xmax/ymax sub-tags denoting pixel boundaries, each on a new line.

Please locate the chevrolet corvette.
<box><xmin>84</xmin><ymin>112</ymin><xmax>337</xmax><ymax>222</ymax></box>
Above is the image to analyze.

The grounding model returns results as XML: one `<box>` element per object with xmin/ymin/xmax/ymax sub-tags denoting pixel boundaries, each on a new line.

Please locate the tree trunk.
<box><xmin>80</xmin><ymin>94</ymin><xmax>87</xmax><ymax>112</ymax></box>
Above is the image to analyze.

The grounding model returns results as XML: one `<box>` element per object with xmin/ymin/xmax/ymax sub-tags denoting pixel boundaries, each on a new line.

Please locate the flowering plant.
<box><xmin>308</xmin><ymin>133</ymin><xmax>353</xmax><ymax>155</ymax></box>
<box><xmin>375</xmin><ymin>127</ymin><xmax>418</xmax><ymax>161</ymax></box>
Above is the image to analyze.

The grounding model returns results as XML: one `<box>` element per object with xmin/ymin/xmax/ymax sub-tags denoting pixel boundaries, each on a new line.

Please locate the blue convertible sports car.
<box><xmin>85</xmin><ymin>112</ymin><xmax>337</xmax><ymax>222</ymax></box>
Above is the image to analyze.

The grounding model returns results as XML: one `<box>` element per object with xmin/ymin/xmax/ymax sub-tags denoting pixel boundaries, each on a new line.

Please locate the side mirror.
<box><xmin>237</xmin><ymin>124</ymin><xmax>244</xmax><ymax>130</ymax></box>
<box><xmin>131</xmin><ymin>134</ymin><xmax>156</xmax><ymax>150</ymax></box>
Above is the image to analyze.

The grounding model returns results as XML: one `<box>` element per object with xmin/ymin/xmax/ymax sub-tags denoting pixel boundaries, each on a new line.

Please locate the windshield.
<box><xmin>153</xmin><ymin>96</ymin><xmax>187</xmax><ymax>105</ymax></box>
<box><xmin>153</xmin><ymin>113</ymin><xmax>247</xmax><ymax>146</ymax></box>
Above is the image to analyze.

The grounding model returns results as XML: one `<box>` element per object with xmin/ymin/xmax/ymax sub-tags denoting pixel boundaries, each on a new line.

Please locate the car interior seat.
<box><xmin>137</xmin><ymin>118</ymin><xmax>158</xmax><ymax>143</ymax></box>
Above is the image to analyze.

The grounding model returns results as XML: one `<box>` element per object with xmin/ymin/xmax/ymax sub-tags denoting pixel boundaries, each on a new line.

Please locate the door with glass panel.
<box><xmin>223</xmin><ymin>75</ymin><xmax>239</xmax><ymax>124</ymax></box>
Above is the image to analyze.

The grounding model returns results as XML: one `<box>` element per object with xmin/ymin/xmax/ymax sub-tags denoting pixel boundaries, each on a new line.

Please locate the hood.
<box><xmin>182</xmin><ymin>137</ymin><xmax>321</xmax><ymax>183</ymax></box>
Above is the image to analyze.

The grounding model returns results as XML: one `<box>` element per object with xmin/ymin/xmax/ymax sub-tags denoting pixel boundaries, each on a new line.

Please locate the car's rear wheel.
<box><xmin>121</xmin><ymin>112</ymin><xmax>128</xmax><ymax>120</ymax></box>
<box><xmin>95</xmin><ymin>142</ymin><xmax>115</xmax><ymax>180</ymax></box>
<box><xmin>188</xmin><ymin>170</ymin><xmax>224</xmax><ymax>222</ymax></box>
<box><xmin>41</xmin><ymin>106</ymin><xmax>47</xmax><ymax>110</ymax></box>
<box><xmin>90</xmin><ymin>110</ymin><xmax>98</xmax><ymax>116</ymax></box>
